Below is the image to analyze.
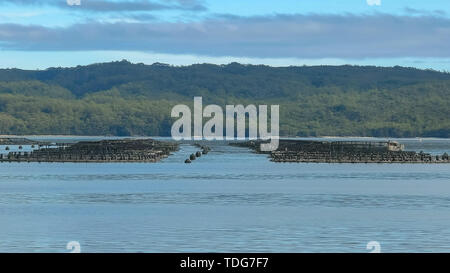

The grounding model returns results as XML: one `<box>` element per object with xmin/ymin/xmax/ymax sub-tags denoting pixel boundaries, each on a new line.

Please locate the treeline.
<box><xmin>0</xmin><ymin>60</ymin><xmax>449</xmax><ymax>137</ymax></box>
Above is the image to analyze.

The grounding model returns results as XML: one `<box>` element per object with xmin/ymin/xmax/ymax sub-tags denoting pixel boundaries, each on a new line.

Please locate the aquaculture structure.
<box><xmin>232</xmin><ymin>140</ymin><xmax>450</xmax><ymax>163</ymax></box>
<box><xmin>0</xmin><ymin>138</ymin><xmax>179</xmax><ymax>163</ymax></box>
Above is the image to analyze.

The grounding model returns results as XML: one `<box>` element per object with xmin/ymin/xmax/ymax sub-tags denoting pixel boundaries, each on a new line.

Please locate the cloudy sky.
<box><xmin>0</xmin><ymin>0</ymin><xmax>449</xmax><ymax>69</ymax></box>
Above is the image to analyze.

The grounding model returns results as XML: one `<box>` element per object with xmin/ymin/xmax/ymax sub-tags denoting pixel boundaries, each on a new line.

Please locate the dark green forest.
<box><xmin>0</xmin><ymin>60</ymin><xmax>449</xmax><ymax>137</ymax></box>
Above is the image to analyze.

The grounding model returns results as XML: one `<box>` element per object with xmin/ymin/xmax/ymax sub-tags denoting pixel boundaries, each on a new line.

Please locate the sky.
<box><xmin>0</xmin><ymin>0</ymin><xmax>450</xmax><ymax>70</ymax></box>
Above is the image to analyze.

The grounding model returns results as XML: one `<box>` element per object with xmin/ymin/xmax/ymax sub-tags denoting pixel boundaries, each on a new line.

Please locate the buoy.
<box><xmin>201</xmin><ymin>146</ymin><xmax>210</xmax><ymax>154</ymax></box>
<box><xmin>185</xmin><ymin>159</ymin><xmax>192</xmax><ymax>164</ymax></box>
<box><xmin>5</xmin><ymin>146</ymin><xmax>9</xmax><ymax>151</ymax></box>
<box><xmin>19</xmin><ymin>146</ymin><xmax>23</xmax><ymax>150</ymax></box>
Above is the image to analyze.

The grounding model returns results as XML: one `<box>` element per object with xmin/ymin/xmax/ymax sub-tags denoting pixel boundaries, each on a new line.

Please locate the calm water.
<box><xmin>0</xmin><ymin>137</ymin><xmax>449</xmax><ymax>253</ymax></box>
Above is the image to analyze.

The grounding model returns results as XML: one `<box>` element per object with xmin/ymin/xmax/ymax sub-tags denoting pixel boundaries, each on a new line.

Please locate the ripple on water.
<box><xmin>1</xmin><ymin>192</ymin><xmax>450</xmax><ymax>210</ymax></box>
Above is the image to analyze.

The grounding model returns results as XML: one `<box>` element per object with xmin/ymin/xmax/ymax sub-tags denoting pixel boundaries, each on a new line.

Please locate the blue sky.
<box><xmin>0</xmin><ymin>0</ymin><xmax>449</xmax><ymax>70</ymax></box>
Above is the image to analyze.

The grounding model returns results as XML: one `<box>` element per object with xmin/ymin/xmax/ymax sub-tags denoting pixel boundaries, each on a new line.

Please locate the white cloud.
<box><xmin>67</xmin><ymin>0</ymin><xmax>81</xmax><ymax>6</ymax></box>
<box><xmin>367</xmin><ymin>0</ymin><xmax>381</xmax><ymax>6</ymax></box>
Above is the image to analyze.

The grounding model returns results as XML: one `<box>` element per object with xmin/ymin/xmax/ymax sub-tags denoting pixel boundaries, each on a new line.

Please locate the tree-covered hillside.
<box><xmin>0</xmin><ymin>60</ymin><xmax>449</xmax><ymax>137</ymax></box>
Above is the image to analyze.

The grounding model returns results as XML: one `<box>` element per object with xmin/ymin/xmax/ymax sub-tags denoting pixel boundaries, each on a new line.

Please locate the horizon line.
<box><xmin>2</xmin><ymin>59</ymin><xmax>449</xmax><ymax>73</ymax></box>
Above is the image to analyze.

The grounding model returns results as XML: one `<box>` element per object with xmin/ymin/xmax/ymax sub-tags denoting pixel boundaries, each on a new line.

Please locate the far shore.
<box><xmin>1</xmin><ymin>135</ymin><xmax>449</xmax><ymax>140</ymax></box>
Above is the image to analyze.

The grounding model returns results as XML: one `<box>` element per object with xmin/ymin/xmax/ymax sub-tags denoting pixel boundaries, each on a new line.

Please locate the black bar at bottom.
<box><xmin>0</xmin><ymin>253</ymin><xmax>447</xmax><ymax>272</ymax></box>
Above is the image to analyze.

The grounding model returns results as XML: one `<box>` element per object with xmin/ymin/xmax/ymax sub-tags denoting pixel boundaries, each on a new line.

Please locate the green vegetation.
<box><xmin>0</xmin><ymin>60</ymin><xmax>449</xmax><ymax>137</ymax></box>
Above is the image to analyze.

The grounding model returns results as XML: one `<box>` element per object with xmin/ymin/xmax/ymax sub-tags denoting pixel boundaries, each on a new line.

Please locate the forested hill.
<box><xmin>0</xmin><ymin>60</ymin><xmax>449</xmax><ymax>137</ymax></box>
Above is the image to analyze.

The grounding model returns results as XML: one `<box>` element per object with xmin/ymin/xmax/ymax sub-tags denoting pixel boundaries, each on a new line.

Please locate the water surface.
<box><xmin>0</xmin><ymin>137</ymin><xmax>449</xmax><ymax>252</ymax></box>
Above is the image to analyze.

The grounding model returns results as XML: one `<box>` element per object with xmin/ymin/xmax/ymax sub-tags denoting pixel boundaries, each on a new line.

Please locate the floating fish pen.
<box><xmin>0</xmin><ymin>138</ymin><xmax>178</xmax><ymax>163</ymax></box>
<box><xmin>232</xmin><ymin>140</ymin><xmax>449</xmax><ymax>163</ymax></box>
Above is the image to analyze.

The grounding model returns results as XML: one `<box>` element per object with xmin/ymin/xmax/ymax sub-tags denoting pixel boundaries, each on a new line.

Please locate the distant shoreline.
<box><xmin>1</xmin><ymin>135</ymin><xmax>450</xmax><ymax>140</ymax></box>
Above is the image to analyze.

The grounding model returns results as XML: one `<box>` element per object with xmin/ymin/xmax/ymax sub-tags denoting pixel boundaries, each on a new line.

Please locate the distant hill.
<box><xmin>0</xmin><ymin>60</ymin><xmax>449</xmax><ymax>137</ymax></box>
